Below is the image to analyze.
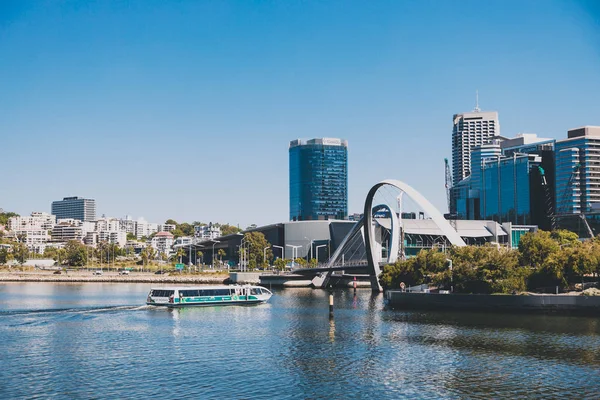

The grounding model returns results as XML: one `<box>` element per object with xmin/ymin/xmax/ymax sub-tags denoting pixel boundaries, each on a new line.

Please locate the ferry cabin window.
<box><xmin>184</xmin><ymin>289</ymin><xmax>231</xmax><ymax>297</ymax></box>
<box><xmin>180</xmin><ymin>290</ymin><xmax>200</xmax><ymax>297</ymax></box>
<box><xmin>251</xmin><ymin>288</ymin><xmax>260</xmax><ymax>295</ymax></box>
<box><xmin>151</xmin><ymin>290</ymin><xmax>174</xmax><ymax>297</ymax></box>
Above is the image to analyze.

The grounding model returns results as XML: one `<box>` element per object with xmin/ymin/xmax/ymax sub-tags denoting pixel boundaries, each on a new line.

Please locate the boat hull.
<box><xmin>146</xmin><ymin>299</ymin><xmax>268</xmax><ymax>307</ymax></box>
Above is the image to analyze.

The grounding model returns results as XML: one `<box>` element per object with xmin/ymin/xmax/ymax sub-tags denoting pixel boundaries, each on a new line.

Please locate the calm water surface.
<box><xmin>1</xmin><ymin>282</ymin><xmax>599</xmax><ymax>399</ymax></box>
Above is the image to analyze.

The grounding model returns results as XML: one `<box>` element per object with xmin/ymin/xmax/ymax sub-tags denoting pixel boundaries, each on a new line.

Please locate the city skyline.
<box><xmin>1</xmin><ymin>1</ymin><xmax>599</xmax><ymax>227</ymax></box>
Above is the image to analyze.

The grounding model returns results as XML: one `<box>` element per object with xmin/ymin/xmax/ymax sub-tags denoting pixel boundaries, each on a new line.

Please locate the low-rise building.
<box><xmin>8</xmin><ymin>212</ymin><xmax>55</xmax><ymax>231</ymax></box>
<box><xmin>194</xmin><ymin>223</ymin><xmax>221</xmax><ymax>241</ymax></box>
<box><xmin>150</xmin><ymin>231</ymin><xmax>174</xmax><ymax>256</ymax></box>
<box><xmin>52</xmin><ymin>223</ymin><xmax>84</xmax><ymax>242</ymax></box>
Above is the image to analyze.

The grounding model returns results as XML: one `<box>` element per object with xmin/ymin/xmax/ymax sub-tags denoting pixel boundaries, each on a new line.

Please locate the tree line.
<box><xmin>380</xmin><ymin>230</ymin><xmax>600</xmax><ymax>294</ymax></box>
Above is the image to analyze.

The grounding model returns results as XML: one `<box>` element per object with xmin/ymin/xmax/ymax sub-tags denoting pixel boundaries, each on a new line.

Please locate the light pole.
<box><xmin>263</xmin><ymin>246</ymin><xmax>270</xmax><ymax>267</ymax></box>
<box><xmin>211</xmin><ymin>240</ymin><xmax>220</xmax><ymax>269</ymax></box>
<box><xmin>304</xmin><ymin>237</ymin><xmax>314</xmax><ymax>261</ymax></box>
<box><xmin>272</xmin><ymin>245</ymin><xmax>284</xmax><ymax>260</ymax></box>
<box><xmin>316</xmin><ymin>244</ymin><xmax>327</xmax><ymax>264</ymax></box>
<box><xmin>286</xmin><ymin>244</ymin><xmax>301</xmax><ymax>269</ymax></box>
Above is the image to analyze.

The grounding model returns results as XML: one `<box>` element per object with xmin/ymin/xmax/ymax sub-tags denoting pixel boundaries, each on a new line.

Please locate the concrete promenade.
<box><xmin>0</xmin><ymin>270</ymin><xmax>229</xmax><ymax>284</ymax></box>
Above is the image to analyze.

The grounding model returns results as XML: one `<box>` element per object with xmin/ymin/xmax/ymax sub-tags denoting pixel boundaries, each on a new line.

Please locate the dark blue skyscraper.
<box><xmin>289</xmin><ymin>138</ymin><xmax>348</xmax><ymax>221</ymax></box>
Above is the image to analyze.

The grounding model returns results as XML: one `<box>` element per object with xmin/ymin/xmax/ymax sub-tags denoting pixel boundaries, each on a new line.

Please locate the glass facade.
<box><xmin>481</xmin><ymin>155</ymin><xmax>537</xmax><ymax>224</ymax></box>
<box><xmin>51</xmin><ymin>197</ymin><xmax>96</xmax><ymax>222</ymax></box>
<box><xmin>555</xmin><ymin>140</ymin><xmax>588</xmax><ymax>214</ymax></box>
<box><xmin>289</xmin><ymin>138</ymin><xmax>348</xmax><ymax>221</ymax></box>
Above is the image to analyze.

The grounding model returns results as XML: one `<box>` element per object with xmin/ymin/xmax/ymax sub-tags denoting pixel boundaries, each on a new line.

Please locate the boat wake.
<box><xmin>1</xmin><ymin>304</ymin><xmax>146</xmax><ymax>317</ymax></box>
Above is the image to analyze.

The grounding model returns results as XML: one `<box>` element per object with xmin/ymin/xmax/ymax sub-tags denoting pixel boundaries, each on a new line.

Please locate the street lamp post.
<box><xmin>285</xmin><ymin>244</ymin><xmax>301</xmax><ymax>269</ymax></box>
<box><xmin>211</xmin><ymin>240</ymin><xmax>220</xmax><ymax>269</ymax></box>
<box><xmin>272</xmin><ymin>245</ymin><xmax>284</xmax><ymax>260</ymax></box>
<box><xmin>304</xmin><ymin>237</ymin><xmax>313</xmax><ymax>261</ymax></box>
<box><xmin>263</xmin><ymin>246</ymin><xmax>270</xmax><ymax>268</ymax></box>
<box><xmin>315</xmin><ymin>244</ymin><xmax>327</xmax><ymax>264</ymax></box>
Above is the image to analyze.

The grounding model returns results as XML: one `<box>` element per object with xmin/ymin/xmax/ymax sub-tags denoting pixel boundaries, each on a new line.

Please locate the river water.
<box><xmin>1</xmin><ymin>282</ymin><xmax>599</xmax><ymax>399</ymax></box>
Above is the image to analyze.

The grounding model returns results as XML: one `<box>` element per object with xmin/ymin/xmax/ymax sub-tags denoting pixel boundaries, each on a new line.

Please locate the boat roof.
<box><xmin>150</xmin><ymin>284</ymin><xmax>264</xmax><ymax>290</ymax></box>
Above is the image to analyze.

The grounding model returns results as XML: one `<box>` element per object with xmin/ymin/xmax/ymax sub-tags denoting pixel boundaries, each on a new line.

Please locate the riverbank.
<box><xmin>385</xmin><ymin>290</ymin><xmax>600</xmax><ymax>315</ymax></box>
<box><xmin>0</xmin><ymin>270</ymin><xmax>229</xmax><ymax>284</ymax></box>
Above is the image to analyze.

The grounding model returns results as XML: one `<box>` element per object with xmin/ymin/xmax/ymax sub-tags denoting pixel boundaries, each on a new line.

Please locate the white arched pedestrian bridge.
<box><xmin>312</xmin><ymin>179</ymin><xmax>466</xmax><ymax>292</ymax></box>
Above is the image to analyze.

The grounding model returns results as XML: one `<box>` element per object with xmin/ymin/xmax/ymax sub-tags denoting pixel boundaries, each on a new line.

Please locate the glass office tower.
<box><xmin>289</xmin><ymin>138</ymin><xmax>348</xmax><ymax>221</ymax></box>
<box><xmin>51</xmin><ymin>196</ymin><xmax>96</xmax><ymax>222</ymax></box>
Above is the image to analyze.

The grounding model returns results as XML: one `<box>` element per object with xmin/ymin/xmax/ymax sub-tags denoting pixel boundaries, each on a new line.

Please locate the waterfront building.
<box><xmin>451</xmin><ymin>106</ymin><xmax>500</xmax><ymax>186</ymax></box>
<box><xmin>194</xmin><ymin>223</ymin><xmax>221</xmax><ymax>240</ymax></box>
<box><xmin>289</xmin><ymin>138</ymin><xmax>348</xmax><ymax>221</ymax></box>
<box><xmin>51</xmin><ymin>197</ymin><xmax>96</xmax><ymax>222</ymax></box>
<box><xmin>150</xmin><ymin>231</ymin><xmax>174</xmax><ymax>256</ymax></box>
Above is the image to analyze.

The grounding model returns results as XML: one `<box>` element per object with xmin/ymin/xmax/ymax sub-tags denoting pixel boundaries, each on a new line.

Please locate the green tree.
<box><xmin>171</xmin><ymin>228</ymin><xmax>185</xmax><ymax>238</ymax></box>
<box><xmin>273</xmin><ymin>258</ymin><xmax>287</xmax><ymax>271</ymax></box>
<box><xmin>308</xmin><ymin>258</ymin><xmax>318</xmax><ymax>268</ymax></box>
<box><xmin>241</xmin><ymin>232</ymin><xmax>272</xmax><ymax>270</ymax></box>
<box><xmin>217</xmin><ymin>249</ymin><xmax>226</xmax><ymax>265</ymax></box>
<box><xmin>178</xmin><ymin>223</ymin><xmax>194</xmax><ymax>237</ymax></box>
<box><xmin>196</xmin><ymin>250</ymin><xmax>203</xmax><ymax>265</ymax></box>
<box><xmin>126</xmin><ymin>232</ymin><xmax>136</xmax><ymax>241</ymax></box>
<box><xmin>43</xmin><ymin>246</ymin><xmax>58</xmax><ymax>260</ymax></box>
<box><xmin>0</xmin><ymin>248</ymin><xmax>9</xmax><ymax>265</ymax></box>
<box><xmin>294</xmin><ymin>257</ymin><xmax>307</xmax><ymax>267</ymax></box>
<box><xmin>0</xmin><ymin>211</ymin><xmax>19</xmax><ymax>226</ymax></box>
<box><xmin>221</xmin><ymin>224</ymin><xmax>242</xmax><ymax>236</ymax></box>
<box><xmin>176</xmin><ymin>247</ymin><xmax>185</xmax><ymax>263</ymax></box>
<box><xmin>64</xmin><ymin>240</ymin><xmax>88</xmax><ymax>266</ymax></box>
<box><xmin>12</xmin><ymin>242</ymin><xmax>28</xmax><ymax>265</ymax></box>
<box><xmin>141</xmin><ymin>246</ymin><xmax>156</xmax><ymax>266</ymax></box>
<box><xmin>165</xmin><ymin>219</ymin><xmax>178</xmax><ymax>226</ymax></box>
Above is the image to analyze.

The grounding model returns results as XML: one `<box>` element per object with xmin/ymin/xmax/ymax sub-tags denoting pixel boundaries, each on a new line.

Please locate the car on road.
<box><xmin>154</xmin><ymin>270</ymin><xmax>167</xmax><ymax>275</ymax></box>
<box><xmin>119</xmin><ymin>270</ymin><xmax>130</xmax><ymax>275</ymax></box>
<box><xmin>93</xmin><ymin>270</ymin><xmax>103</xmax><ymax>276</ymax></box>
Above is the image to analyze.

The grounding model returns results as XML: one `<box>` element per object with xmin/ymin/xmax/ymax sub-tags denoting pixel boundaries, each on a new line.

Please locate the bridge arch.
<box><xmin>364</xmin><ymin>179</ymin><xmax>466</xmax><ymax>292</ymax></box>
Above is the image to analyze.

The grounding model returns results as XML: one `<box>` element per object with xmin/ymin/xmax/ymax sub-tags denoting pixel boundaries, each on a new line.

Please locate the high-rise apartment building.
<box><xmin>51</xmin><ymin>196</ymin><xmax>96</xmax><ymax>222</ymax></box>
<box><xmin>452</xmin><ymin>108</ymin><xmax>500</xmax><ymax>185</ymax></box>
<box><xmin>555</xmin><ymin>126</ymin><xmax>600</xmax><ymax>214</ymax></box>
<box><xmin>289</xmin><ymin>138</ymin><xmax>348</xmax><ymax>221</ymax></box>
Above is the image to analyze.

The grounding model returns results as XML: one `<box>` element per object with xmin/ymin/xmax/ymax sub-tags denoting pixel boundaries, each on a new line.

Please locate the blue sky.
<box><xmin>1</xmin><ymin>0</ymin><xmax>599</xmax><ymax>227</ymax></box>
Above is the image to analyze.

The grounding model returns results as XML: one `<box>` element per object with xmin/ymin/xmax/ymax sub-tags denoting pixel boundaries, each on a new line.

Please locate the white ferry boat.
<box><xmin>146</xmin><ymin>285</ymin><xmax>272</xmax><ymax>307</ymax></box>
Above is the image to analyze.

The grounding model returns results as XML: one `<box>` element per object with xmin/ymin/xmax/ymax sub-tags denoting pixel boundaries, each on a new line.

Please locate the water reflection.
<box><xmin>0</xmin><ymin>283</ymin><xmax>599</xmax><ymax>399</ymax></box>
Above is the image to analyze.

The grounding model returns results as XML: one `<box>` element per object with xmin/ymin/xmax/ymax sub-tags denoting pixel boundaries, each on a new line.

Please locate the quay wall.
<box><xmin>0</xmin><ymin>272</ymin><xmax>227</xmax><ymax>285</ymax></box>
<box><xmin>386</xmin><ymin>291</ymin><xmax>600</xmax><ymax>315</ymax></box>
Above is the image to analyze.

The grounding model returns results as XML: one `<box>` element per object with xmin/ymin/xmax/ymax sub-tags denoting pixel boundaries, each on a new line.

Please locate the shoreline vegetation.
<box><xmin>381</xmin><ymin>230</ymin><xmax>600</xmax><ymax>295</ymax></box>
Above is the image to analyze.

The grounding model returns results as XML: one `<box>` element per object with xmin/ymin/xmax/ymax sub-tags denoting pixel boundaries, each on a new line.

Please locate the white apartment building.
<box><xmin>95</xmin><ymin>217</ymin><xmax>120</xmax><ymax>232</ymax></box>
<box><xmin>98</xmin><ymin>231</ymin><xmax>127</xmax><ymax>247</ymax></box>
<box><xmin>8</xmin><ymin>212</ymin><xmax>56</xmax><ymax>231</ymax></box>
<box><xmin>13</xmin><ymin>229</ymin><xmax>50</xmax><ymax>254</ymax></box>
<box><xmin>159</xmin><ymin>223</ymin><xmax>176</xmax><ymax>232</ymax></box>
<box><xmin>194</xmin><ymin>223</ymin><xmax>221</xmax><ymax>241</ymax></box>
<box><xmin>52</xmin><ymin>223</ymin><xmax>85</xmax><ymax>242</ymax></box>
<box><xmin>452</xmin><ymin>108</ymin><xmax>500</xmax><ymax>185</ymax></box>
<box><xmin>150</xmin><ymin>231</ymin><xmax>174</xmax><ymax>256</ymax></box>
<box><xmin>135</xmin><ymin>218</ymin><xmax>159</xmax><ymax>240</ymax></box>
<box><xmin>173</xmin><ymin>236</ymin><xmax>194</xmax><ymax>247</ymax></box>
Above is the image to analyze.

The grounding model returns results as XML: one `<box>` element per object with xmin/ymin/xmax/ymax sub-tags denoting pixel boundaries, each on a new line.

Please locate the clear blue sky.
<box><xmin>1</xmin><ymin>0</ymin><xmax>599</xmax><ymax>227</ymax></box>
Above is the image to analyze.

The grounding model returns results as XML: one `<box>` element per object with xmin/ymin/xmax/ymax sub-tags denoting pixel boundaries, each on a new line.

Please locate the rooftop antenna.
<box><xmin>474</xmin><ymin>90</ymin><xmax>481</xmax><ymax>112</ymax></box>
